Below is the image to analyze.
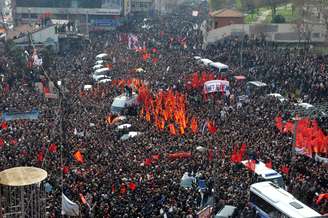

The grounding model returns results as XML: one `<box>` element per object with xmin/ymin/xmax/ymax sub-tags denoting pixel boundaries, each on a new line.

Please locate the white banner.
<box><xmin>62</xmin><ymin>193</ymin><xmax>80</xmax><ymax>216</ymax></box>
<box><xmin>204</xmin><ymin>80</ymin><xmax>229</xmax><ymax>94</ymax></box>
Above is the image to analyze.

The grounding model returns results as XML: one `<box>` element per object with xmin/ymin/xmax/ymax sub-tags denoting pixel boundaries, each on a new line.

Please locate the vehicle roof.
<box><xmin>251</xmin><ymin>182</ymin><xmax>322</xmax><ymax>218</ymax></box>
<box><xmin>200</xmin><ymin>58</ymin><xmax>213</xmax><ymax>65</ymax></box>
<box><xmin>241</xmin><ymin>160</ymin><xmax>282</xmax><ymax>179</ymax></box>
<box><xmin>215</xmin><ymin>205</ymin><xmax>237</xmax><ymax>217</ymax></box>
<box><xmin>94</xmin><ymin>68</ymin><xmax>109</xmax><ymax>74</ymax></box>
<box><xmin>247</xmin><ymin>81</ymin><xmax>267</xmax><ymax>87</ymax></box>
<box><xmin>96</xmin><ymin>53</ymin><xmax>108</xmax><ymax>58</ymax></box>
<box><xmin>296</xmin><ymin>103</ymin><xmax>315</xmax><ymax>109</ymax></box>
<box><xmin>209</xmin><ymin>62</ymin><xmax>229</xmax><ymax>69</ymax></box>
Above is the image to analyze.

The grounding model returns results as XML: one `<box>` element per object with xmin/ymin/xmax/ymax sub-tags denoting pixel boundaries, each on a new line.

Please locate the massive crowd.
<box><xmin>0</xmin><ymin>2</ymin><xmax>328</xmax><ymax>218</ymax></box>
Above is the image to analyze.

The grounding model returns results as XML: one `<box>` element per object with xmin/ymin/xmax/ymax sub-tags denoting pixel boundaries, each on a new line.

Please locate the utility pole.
<box><xmin>86</xmin><ymin>11</ymin><xmax>89</xmax><ymax>38</ymax></box>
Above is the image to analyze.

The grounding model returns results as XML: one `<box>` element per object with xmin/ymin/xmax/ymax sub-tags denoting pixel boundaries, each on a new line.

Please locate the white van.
<box><xmin>93</xmin><ymin>67</ymin><xmax>110</xmax><ymax>75</ymax></box>
<box><xmin>111</xmin><ymin>93</ymin><xmax>139</xmax><ymax>114</ymax></box>
<box><xmin>209</xmin><ymin>62</ymin><xmax>229</xmax><ymax>73</ymax></box>
<box><xmin>199</xmin><ymin>58</ymin><xmax>213</xmax><ymax>66</ymax></box>
<box><xmin>241</xmin><ymin>160</ymin><xmax>284</xmax><ymax>188</ymax></box>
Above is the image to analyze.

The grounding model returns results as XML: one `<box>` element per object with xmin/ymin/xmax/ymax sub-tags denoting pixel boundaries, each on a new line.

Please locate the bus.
<box><xmin>241</xmin><ymin>160</ymin><xmax>284</xmax><ymax>188</ymax></box>
<box><xmin>250</xmin><ymin>181</ymin><xmax>322</xmax><ymax>218</ymax></box>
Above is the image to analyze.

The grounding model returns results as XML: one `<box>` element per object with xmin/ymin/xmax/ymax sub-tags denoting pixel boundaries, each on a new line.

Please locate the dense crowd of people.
<box><xmin>0</xmin><ymin>2</ymin><xmax>328</xmax><ymax>217</ymax></box>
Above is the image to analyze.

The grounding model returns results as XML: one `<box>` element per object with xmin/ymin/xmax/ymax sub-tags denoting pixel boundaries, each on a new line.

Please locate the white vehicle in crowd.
<box><xmin>209</xmin><ymin>62</ymin><xmax>229</xmax><ymax>73</ymax></box>
<box><xmin>92</xmin><ymin>64</ymin><xmax>104</xmax><ymax>70</ymax></box>
<box><xmin>111</xmin><ymin>93</ymin><xmax>139</xmax><ymax>114</ymax></box>
<box><xmin>199</xmin><ymin>58</ymin><xmax>213</xmax><ymax>66</ymax></box>
<box><xmin>250</xmin><ymin>181</ymin><xmax>322</xmax><ymax>218</ymax></box>
<box><xmin>93</xmin><ymin>75</ymin><xmax>110</xmax><ymax>82</ymax></box>
<box><xmin>95</xmin><ymin>60</ymin><xmax>105</xmax><ymax>65</ymax></box>
<box><xmin>267</xmin><ymin>93</ymin><xmax>287</xmax><ymax>102</ymax></box>
<box><xmin>241</xmin><ymin>160</ymin><xmax>284</xmax><ymax>187</ymax></box>
<box><xmin>95</xmin><ymin>53</ymin><xmax>108</xmax><ymax>60</ymax></box>
<box><xmin>97</xmin><ymin>78</ymin><xmax>112</xmax><ymax>84</ymax></box>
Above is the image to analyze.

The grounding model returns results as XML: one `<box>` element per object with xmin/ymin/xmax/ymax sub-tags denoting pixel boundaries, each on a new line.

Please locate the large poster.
<box><xmin>204</xmin><ymin>80</ymin><xmax>229</xmax><ymax>94</ymax></box>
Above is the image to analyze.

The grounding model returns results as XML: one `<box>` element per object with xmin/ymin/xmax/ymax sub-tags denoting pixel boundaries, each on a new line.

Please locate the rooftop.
<box><xmin>210</xmin><ymin>9</ymin><xmax>244</xmax><ymax>18</ymax></box>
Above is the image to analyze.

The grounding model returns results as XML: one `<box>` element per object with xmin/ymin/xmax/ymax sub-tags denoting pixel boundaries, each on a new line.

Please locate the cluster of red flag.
<box><xmin>139</xmin><ymin>47</ymin><xmax>159</xmax><ymax>64</ymax></box>
<box><xmin>138</xmin><ymin>86</ymin><xmax>197</xmax><ymax>135</ymax></box>
<box><xmin>188</xmin><ymin>71</ymin><xmax>215</xmax><ymax>89</ymax></box>
<box><xmin>275</xmin><ymin>115</ymin><xmax>328</xmax><ymax>154</ymax></box>
<box><xmin>230</xmin><ymin>144</ymin><xmax>247</xmax><ymax>163</ymax></box>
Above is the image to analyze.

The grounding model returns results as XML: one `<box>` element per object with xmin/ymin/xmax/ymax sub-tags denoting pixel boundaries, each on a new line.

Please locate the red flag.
<box><xmin>280</xmin><ymin>165</ymin><xmax>289</xmax><ymax>174</ymax></box>
<box><xmin>144</xmin><ymin>158</ymin><xmax>151</xmax><ymax>166</ymax></box>
<box><xmin>265</xmin><ymin>160</ymin><xmax>272</xmax><ymax>169</ymax></box>
<box><xmin>111</xmin><ymin>184</ymin><xmax>115</xmax><ymax>193</ymax></box>
<box><xmin>152</xmin><ymin>57</ymin><xmax>159</xmax><ymax>64</ymax></box>
<box><xmin>246</xmin><ymin>160</ymin><xmax>256</xmax><ymax>171</ymax></box>
<box><xmin>129</xmin><ymin>182</ymin><xmax>137</xmax><ymax>191</ymax></box>
<box><xmin>79</xmin><ymin>193</ymin><xmax>87</xmax><ymax>204</ymax></box>
<box><xmin>152</xmin><ymin>154</ymin><xmax>160</xmax><ymax>161</ymax></box>
<box><xmin>43</xmin><ymin>86</ymin><xmax>50</xmax><ymax>94</ymax></box>
<box><xmin>37</xmin><ymin>151</ymin><xmax>44</xmax><ymax>162</ymax></box>
<box><xmin>316</xmin><ymin>193</ymin><xmax>328</xmax><ymax>204</ymax></box>
<box><xmin>168</xmin><ymin>123</ymin><xmax>176</xmax><ymax>135</ymax></box>
<box><xmin>207</xmin><ymin>121</ymin><xmax>217</xmax><ymax>134</ymax></box>
<box><xmin>239</xmin><ymin>143</ymin><xmax>247</xmax><ymax>159</ymax></box>
<box><xmin>0</xmin><ymin>138</ymin><xmax>4</xmax><ymax>149</ymax></box>
<box><xmin>167</xmin><ymin>152</ymin><xmax>192</xmax><ymax>159</ymax></box>
<box><xmin>283</xmin><ymin>121</ymin><xmax>294</xmax><ymax>133</ymax></box>
<box><xmin>73</xmin><ymin>151</ymin><xmax>84</xmax><ymax>163</ymax></box>
<box><xmin>152</xmin><ymin>48</ymin><xmax>158</xmax><ymax>53</ymax></box>
<box><xmin>208</xmin><ymin>148</ymin><xmax>213</xmax><ymax>161</ymax></box>
<box><xmin>63</xmin><ymin>166</ymin><xmax>70</xmax><ymax>174</ymax></box>
<box><xmin>9</xmin><ymin>139</ymin><xmax>17</xmax><ymax>145</ymax></box>
<box><xmin>48</xmin><ymin>144</ymin><xmax>57</xmax><ymax>153</ymax></box>
<box><xmin>275</xmin><ymin>115</ymin><xmax>283</xmax><ymax>132</ymax></box>
<box><xmin>190</xmin><ymin>117</ymin><xmax>198</xmax><ymax>134</ymax></box>
<box><xmin>230</xmin><ymin>145</ymin><xmax>238</xmax><ymax>163</ymax></box>
<box><xmin>1</xmin><ymin>122</ymin><xmax>8</xmax><ymax>130</ymax></box>
<box><xmin>120</xmin><ymin>184</ymin><xmax>127</xmax><ymax>194</ymax></box>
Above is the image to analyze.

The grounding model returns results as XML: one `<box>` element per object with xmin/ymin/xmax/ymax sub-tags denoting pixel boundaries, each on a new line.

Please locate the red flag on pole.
<box><xmin>120</xmin><ymin>184</ymin><xmax>127</xmax><ymax>194</ymax></box>
<box><xmin>79</xmin><ymin>193</ymin><xmax>87</xmax><ymax>204</ymax></box>
<box><xmin>265</xmin><ymin>160</ymin><xmax>272</xmax><ymax>169</ymax></box>
<box><xmin>207</xmin><ymin>121</ymin><xmax>217</xmax><ymax>134</ymax></box>
<box><xmin>144</xmin><ymin>158</ymin><xmax>152</xmax><ymax>166</ymax></box>
<box><xmin>280</xmin><ymin>165</ymin><xmax>289</xmax><ymax>174</ymax></box>
<box><xmin>129</xmin><ymin>182</ymin><xmax>137</xmax><ymax>191</ymax></box>
<box><xmin>37</xmin><ymin>151</ymin><xmax>44</xmax><ymax>162</ymax></box>
<box><xmin>316</xmin><ymin>193</ymin><xmax>328</xmax><ymax>205</ymax></box>
<box><xmin>63</xmin><ymin>166</ymin><xmax>70</xmax><ymax>174</ymax></box>
<box><xmin>48</xmin><ymin>144</ymin><xmax>57</xmax><ymax>153</ymax></box>
<box><xmin>1</xmin><ymin>122</ymin><xmax>8</xmax><ymax>130</ymax></box>
<box><xmin>246</xmin><ymin>160</ymin><xmax>256</xmax><ymax>172</ymax></box>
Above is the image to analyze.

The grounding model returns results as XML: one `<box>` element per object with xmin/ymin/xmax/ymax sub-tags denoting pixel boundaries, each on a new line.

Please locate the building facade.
<box><xmin>210</xmin><ymin>9</ymin><xmax>244</xmax><ymax>29</ymax></box>
<box><xmin>130</xmin><ymin>0</ymin><xmax>154</xmax><ymax>14</ymax></box>
<box><xmin>13</xmin><ymin>0</ymin><xmax>126</xmax><ymax>28</ymax></box>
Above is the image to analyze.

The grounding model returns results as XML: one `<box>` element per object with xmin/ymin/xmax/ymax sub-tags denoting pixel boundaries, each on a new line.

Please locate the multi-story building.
<box><xmin>13</xmin><ymin>0</ymin><xmax>127</xmax><ymax>28</ymax></box>
<box><xmin>130</xmin><ymin>0</ymin><xmax>154</xmax><ymax>14</ymax></box>
<box><xmin>154</xmin><ymin>0</ymin><xmax>184</xmax><ymax>15</ymax></box>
